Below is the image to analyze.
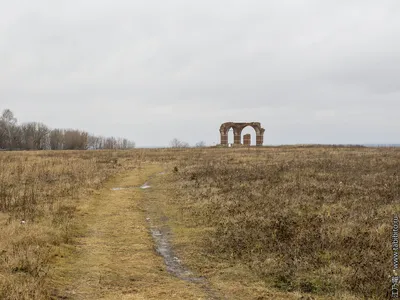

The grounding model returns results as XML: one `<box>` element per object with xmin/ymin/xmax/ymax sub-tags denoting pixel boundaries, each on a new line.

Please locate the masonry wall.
<box><xmin>243</xmin><ymin>134</ymin><xmax>251</xmax><ymax>146</ymax></box>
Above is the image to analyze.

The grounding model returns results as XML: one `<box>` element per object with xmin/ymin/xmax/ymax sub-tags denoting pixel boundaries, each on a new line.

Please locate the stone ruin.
<box><xmin>219</xmin><ymin>122</ymin><xmax>265</xmax><ymax>146</ymax></box>
<box><xmin>243</xmin><ymin>134</ymin><xmax>251</xmax><ymax>146</ymax></box>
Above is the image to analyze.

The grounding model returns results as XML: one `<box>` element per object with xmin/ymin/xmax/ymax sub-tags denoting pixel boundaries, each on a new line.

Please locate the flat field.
<box><xmin>0</xmin><ymin>147</ymin><xmax>399</xmax><ymax>299</ymax></box>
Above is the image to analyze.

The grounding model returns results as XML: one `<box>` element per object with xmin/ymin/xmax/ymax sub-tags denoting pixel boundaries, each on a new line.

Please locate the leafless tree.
<box><xmin>64</xmin><ymin>130</ymin><xmax>88</xmax><ymax>150</ymax></box>
<box><xmin>34</xmin><ymin>123</ymin><xmax>50</xmax><ymax>150</ymax></box>
<box><xmin>87</xmin><ymin>135</ymin><xmax>134</xmax><ymax>150</ymax></box>
<box><xmin>0</xmin><ymin>108</ymin><xmax>136</xmax><ymax>151</ymax></box>
<box><xmin>170</xmin><ymin>138</ymin><xmax>190</xmax><ymax>148</ymax></box>
<box><xmin>0</xmin><ymin>109</ymin><xmax>18</xmax><ymax>149</ymax></box>
<box><xmin>195</xmin><ymin>141</ymin><xmax>206</xmax><ymax>147</ymax></box>
<box><xmin>20</xmin><ymin>122</ymin><xmax>50</xmax><ymax>150</ymax></box>
<box><xmin>50</xmin><ymin>129</ymin><xmax>64</xmax><ymax>150</ymax></box>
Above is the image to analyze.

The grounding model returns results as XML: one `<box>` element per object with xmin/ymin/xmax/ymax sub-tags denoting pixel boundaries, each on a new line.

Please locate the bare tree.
<box><xmin>127</xmin><ymin>140</ymin><xmax>135</xmax><ymax>149</ymax></box>
<box><xmin>170</xmin><ymin>138</ymin><xmax>181</xmax><ymax>148</ymax></box>
<box><xmin>34</xmin><ymin>123</ymin><xmax>50</xmax><ymax>150</ymax></box>
<box><xmin>195</xmin><ymin>141</ymin><xmax>206</xmax><ymax>147</ymax></box>
<box><xmin>170</xmin><ymin>138</ymin><xmax>189</xmax><ymax>148</ymax></box>
<box><xmin>50</xmin><ymin>129</ymin><xmax>64</xmax><ymax>150</ymax></box>
<box><xmin>104</xmin><ymin>137</ymin><xmax>116</xmax><ymax>149</ymax></box>
<box><xmin>116</xmin><ymin>138</ymin><xmax>135</xmax><ymax>149</ymax></box>
<box><xmin>21</xmin><ymin>123</ymin><xmax>36</xmax><ymax>150</ymax></box>
<box><xmin>0</xmin><ymin>109</ymin><xmax>18</xmax><ymax>150</ymax></box>
<box><xmin>20</xmin><ymin>122</ymin><xmax>50</xmax><ymax>150</ymax></box>
<box><xmin>0</xmin><ymin>108</ymin><xmax>136</xmax><ymax>151</ymax></box>
<box><xmin>64</xmin><ymin>130</ymin><xmax>88</xmax><ymax>150</ymax></box>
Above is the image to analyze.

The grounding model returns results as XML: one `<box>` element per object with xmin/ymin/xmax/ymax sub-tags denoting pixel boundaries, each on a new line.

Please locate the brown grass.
<box><xmin>1</xmin><ymin>147</ymin><xmax>399</xmax><ymax>299</ymax></box>
<box><xmin>0</xmin><ymin>150</ymin><xmax>138</xmax><ymax>299</ymax></box>
<box><xmin>161</xmin><ymin>146</ymin><xmax>400</xmax><ymax>299</ymax></box>
<box><xmin>50</xmin><ymin>164</ymin><xmax>208</xmax><ymax>299</ymax></box>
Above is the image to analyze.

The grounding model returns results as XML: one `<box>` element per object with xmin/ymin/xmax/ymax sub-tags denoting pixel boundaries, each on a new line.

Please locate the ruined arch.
<box><xmin>220</xmin><ymin>122</ymin><xmax>265</xmax><ymax>146</ymax></box>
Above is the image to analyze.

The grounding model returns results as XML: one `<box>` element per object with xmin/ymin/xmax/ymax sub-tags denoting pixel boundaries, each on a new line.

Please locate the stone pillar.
<box><xmin>256</xmin><ymin>135</ymin><xmax>262</xmax><ymax>146</ymax></box>
<box><xmin>243</xmin><ymin>134</ymin><xmax>251</xmax><ymax>146</ymax></box>
<box><xmin>234</xmin><ymin>133</ymin><xmax>241</xmax><ymax>145</ymax></box>
<box><xmin>256</xmin><ymin>131</ymin><xmax>264</xmax><ymax>146</ymax></box>
<box><xmin>220</xmin><ymin>132</ymin><xmax>228</xmax><ymax>145</ymax></box>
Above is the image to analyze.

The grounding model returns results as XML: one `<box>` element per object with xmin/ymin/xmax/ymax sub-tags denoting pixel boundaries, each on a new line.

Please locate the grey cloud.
<box><xmin>1</xmin><ymin>1</ymin><xmax>400</xmax><ymax>146</ymax></box>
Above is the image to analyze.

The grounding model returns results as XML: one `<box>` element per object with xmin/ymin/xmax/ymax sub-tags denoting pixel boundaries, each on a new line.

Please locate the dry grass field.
<box><xmin>162</xmin><ymin>146</ymin><xmax>400</xmax><ymax>299</ymax></box>
<box><xmin>0</xmin><ymin>150</ymin><xmax>141</xmax><ymax>299</ymax></box>
<box><xmin>0</xmin><ymin>146</ymin><xmax>399</xmax><ymax>299</ymax></box>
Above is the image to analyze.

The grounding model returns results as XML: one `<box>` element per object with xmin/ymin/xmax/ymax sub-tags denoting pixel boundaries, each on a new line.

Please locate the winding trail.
<box><xmin>50</xmin><ymin>164</ymin><xmax>213</xmax><ymax>300</ymax></box>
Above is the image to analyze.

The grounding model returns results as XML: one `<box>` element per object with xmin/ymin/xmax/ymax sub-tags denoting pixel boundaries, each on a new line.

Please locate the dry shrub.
<box><xmin>169</xmin><ymin>147</ymin><xmax>400</xmax><ymax>299</ymax></box>
<box><xmin>1</xmin><ymin>147</ymin><xmax>398</xmax><ymax>299</ymax></box>
<box><xmin>0</xmin><ymin>150</ymin><xmax>137</xmax><ymax>299</ymax></box>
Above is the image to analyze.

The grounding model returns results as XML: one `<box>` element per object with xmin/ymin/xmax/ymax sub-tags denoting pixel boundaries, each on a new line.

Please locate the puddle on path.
<box><xmin>140</xmin><ymin>182</ymin><xmax>151</xmax><ymax>189</ymax></box>
<box><xmin>111</xmin><ymin>187</ymin><xmax>136</xmax><ymax>191</ymax></box>
<box><xmin>149</xmin><ymin>225</ymin><xmax>202</xmax><ymax>282</ymax></box>
<box><xmin>115</xmin><ymin>170</ymin><xmax>219</xmax><ymax>298</ymax></box>
<box><xmin>111</xmin><ymin>184</ymin><xmax>151</xmax><ymax>191</ymax></box>
<box><xmin>148</xmin><ymin>220</ymin><xmax>220</xmax><ymax>300</ymax></box>
<box><xmin>143</xmin><ymin>171</ymin><xmax>221</xmax><ymax>300</ymax></box>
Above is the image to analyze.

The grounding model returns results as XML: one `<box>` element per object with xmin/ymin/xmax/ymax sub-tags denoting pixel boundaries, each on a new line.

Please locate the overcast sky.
<box><xmin>1</xmin><ymin>0</ymin><xmax>399</xmax><ymax>146</ymax></box>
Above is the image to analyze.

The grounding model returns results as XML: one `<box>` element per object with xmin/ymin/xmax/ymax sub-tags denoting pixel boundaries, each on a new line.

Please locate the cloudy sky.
<box><xmin>1</xmin><ymin>0</ymin><xmax>399</xmax><ymax>146</ymax></box>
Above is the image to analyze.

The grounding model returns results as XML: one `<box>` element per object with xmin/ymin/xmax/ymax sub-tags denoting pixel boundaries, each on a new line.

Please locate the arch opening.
<box><xmin>241</xmin><ymin>126</ymin><xmax>257</xmax><ymax>146</ymax></box>
<box><xmin>227</xmin><ymin>128</ymin><xmax>234</xmax><ymax>146</ymax></box>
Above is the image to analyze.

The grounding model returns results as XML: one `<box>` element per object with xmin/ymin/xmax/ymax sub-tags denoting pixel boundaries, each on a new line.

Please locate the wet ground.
<box><xmin>51</xmin><ymin>166</ymin><xmax>210</xmax><ymax>299</ymax></box>
<box><xmin>148</xmin><ymin>222</ymin><xmax>202</xmax><ymax>282</ymax></box>
<box><xmin>141</xmin><ymin>171</ymin><xmax>221</xmax><ymax>300</ymax></box>
<box><xmin>110</xmin><ymin>170</ymin><xmax>220</xmax><ymax>299</ymax></box>
<box><xmin>110</xmin><ymin>182</ymin><xmax>152</xmax><ymax>191</ymax></box>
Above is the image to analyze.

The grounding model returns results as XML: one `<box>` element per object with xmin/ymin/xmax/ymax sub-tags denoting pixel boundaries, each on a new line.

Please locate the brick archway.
<box><xmin>219</xmin><ymin>122</ymin><xmax>265</xmax><ymax>146</ymax></box>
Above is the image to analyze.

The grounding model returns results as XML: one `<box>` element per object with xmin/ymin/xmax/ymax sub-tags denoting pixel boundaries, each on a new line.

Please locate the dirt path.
<box><xmin>50</xmin><ymin>164</ymin><xmax>210</xmax><ymax>300</ymax></box>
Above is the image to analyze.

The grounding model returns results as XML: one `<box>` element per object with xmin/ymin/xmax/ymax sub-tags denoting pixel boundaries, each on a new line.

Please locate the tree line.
<box><xmin>0</xmin><ymin>109</ymin><xmax>135</xmax><ymax>150</ymax></box>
